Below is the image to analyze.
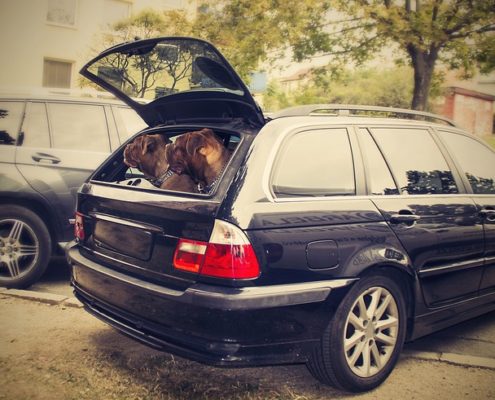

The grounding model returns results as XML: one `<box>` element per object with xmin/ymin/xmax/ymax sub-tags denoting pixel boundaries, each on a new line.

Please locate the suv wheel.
<box><xmin>0</xmin><ymin>206</ymin><xmax>51</xmax><ymax>289</ymax></box>
<box><xmin>307</xmin><ymin>274</ymin><xmax>407</xmax><ymax>392</ymax></box>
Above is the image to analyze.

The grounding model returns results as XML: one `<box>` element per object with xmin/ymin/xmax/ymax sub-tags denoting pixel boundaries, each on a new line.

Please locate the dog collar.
<box><xmin>149</xmin><ymin>169</ymin><xmax>175</xmax><ymax>187</ymax></box>
<box><xmin>199</xmin><ymin>161</ymin><xmax>228</xmax><ymax>194</ymax></box>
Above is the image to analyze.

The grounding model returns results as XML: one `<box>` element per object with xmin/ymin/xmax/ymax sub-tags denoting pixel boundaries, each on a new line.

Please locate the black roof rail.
<box><xmin>270</xmin><ymin>104</ymin><xmax>457</xmax><ymax>127</ymax></box>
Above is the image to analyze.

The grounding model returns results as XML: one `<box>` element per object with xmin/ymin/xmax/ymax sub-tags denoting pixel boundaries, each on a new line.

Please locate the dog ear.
<box><xmin>141</xmin><ymin>135</ymin><xmax>155</xmax><ymax>156</ymax></box>
<box><xmin>185</xmin><ymin>128</ymin><xmax>218</xmax><ymax>157</ymax></box>
<box><xmin>141</xmin><ymin>135</ymin><xmax>170</xmax><ymax>156</ymax></box>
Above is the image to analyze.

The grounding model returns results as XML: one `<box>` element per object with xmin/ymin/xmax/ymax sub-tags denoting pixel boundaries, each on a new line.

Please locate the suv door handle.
<box><xmin>480</xmin><ymin>208</ymin><xmax>495</xmax><ymax>222</ymax></box>
<box><xmin>390</xmin><ymin>211</ymin><xmax>420</xmax><ymax>224</ymax></box>
<box><xmin>32</xmin><ymin>153</ymin><xmax>61</xmax><ymax>164</ymax></box>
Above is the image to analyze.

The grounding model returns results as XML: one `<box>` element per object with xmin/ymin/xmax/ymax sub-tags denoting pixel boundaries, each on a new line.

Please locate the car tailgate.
<box><xmin>75</xmin><ymin>182</ymin><xmax>219</xmax><ymax>288</ymax></box>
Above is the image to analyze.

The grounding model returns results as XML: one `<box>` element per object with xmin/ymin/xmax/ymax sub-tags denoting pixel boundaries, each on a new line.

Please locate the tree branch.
<box><xmin>310</xmin><ymin>34</ymin><xmax>381</xmax><ymax>58</ymax></box>
<box><xmin>450</xmin><ymin>23</ymin><xmax>495</xmax><ymax>39</ymax></box>
<box><xmin>330</xmin><ymin>22</ymin><xmax>376</xmax><ymax>35</ymax></box>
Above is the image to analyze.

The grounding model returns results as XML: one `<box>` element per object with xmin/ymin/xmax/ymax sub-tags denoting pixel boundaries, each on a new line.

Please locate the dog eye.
<box><xmin>146</xmin><ymin>141</ymin><xmax>155</xmax><ymax>152</ymax></box>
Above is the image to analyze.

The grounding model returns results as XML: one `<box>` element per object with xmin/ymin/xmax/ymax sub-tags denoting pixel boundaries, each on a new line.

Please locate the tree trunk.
<box><xmin>407</xmin><ymin>44</ymin><xmax>438</xmax><ymax>111</ymax></box>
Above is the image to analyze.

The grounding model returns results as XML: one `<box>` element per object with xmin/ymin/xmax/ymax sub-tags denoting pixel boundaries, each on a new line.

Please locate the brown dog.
<box><xmin>173</xmin><ymin>128</ymin><xmax>231</xmax><ymax>192</ymax></box>
<box><xmin>123</xmin><ymin>134</ymin><xmax>198</xmax><ymax>192</ymax></box>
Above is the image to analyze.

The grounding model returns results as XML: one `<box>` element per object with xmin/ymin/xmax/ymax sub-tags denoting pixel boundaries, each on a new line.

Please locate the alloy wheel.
<box><xmin>343</xmin><ymin>286</ymin><xmax>399</xmax><ymax>378</ymax></box>
<box><xmin>0</xmin><ymin>218</ymin><xmax>39</xmax><ymax>279</ymax></box>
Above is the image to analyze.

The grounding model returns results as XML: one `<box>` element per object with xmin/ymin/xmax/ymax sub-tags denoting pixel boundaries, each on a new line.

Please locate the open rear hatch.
<box><xmin>80</xmin><ymin>37</ymin><xmax>265</xmax><ymax>128</ymax></box>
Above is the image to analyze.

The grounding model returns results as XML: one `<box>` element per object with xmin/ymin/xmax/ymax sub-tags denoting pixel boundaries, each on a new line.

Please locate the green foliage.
<box><xmin>263</xmin><ymin>66</ymin><xmax>416</xmax><ymax>112</ymax></box>
<box><xmin>88</xmin><ymin>2</ymin><xmax>334</xmax><ymax>82</ymax></box>
<box><xmin>311</xmin><ymin>1</ymin><xmax>495</xmax><ymax>110</ymax></box>
<box><xmin>262</xmin><ymin>81</ymin><xmax>291</xmax><ymax>112</ymax></box>
<box><xmin>191</xmin><ymin>0</ymin><xmax>333</xmax><ymax>80</ymax></box>
<box><xmin>87</xmin><ymin>1</ymin><xmax>495</xmax><ymax>111</ymax></box>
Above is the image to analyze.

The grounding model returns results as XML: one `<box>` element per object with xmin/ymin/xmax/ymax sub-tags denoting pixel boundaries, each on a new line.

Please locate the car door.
<box><xmin>436</xmin><ymin>129</ymin><xmax>495</xmax><ymax>294</ymax></box>
<box><xmin>14</xmin><ymin>100</ymin><xmax>115</xmax><ymax>242</ymax></box>
<box><xmin>360</xmin><ymin>126</ymin><xmax>484</xmax><ymax>307</ymax></box>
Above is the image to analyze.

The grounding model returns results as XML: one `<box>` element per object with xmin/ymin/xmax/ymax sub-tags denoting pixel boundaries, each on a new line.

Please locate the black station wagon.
<box><xmin>67</xmin><ymin>37</ymin><xmax>495</xmax><ymax>392</ymax></box>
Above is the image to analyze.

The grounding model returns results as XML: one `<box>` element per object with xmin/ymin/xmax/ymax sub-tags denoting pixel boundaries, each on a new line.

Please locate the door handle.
<box><xmin>480</xmin><ymin>209</ymin><xmax>495</xmax><ymax>222</ymax></box>
<box><xmin>32</xmin><ymin>152</ymin><xmax>61</xmax><ymax>164</ymax></box>
<box><xmin>390</xmin><ymin>211</ymin><xmax>420</xmax><ymax>224</ymax></box>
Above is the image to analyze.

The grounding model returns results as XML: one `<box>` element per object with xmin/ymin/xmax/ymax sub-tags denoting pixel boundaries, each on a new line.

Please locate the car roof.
<box><xmin>0</xmin><ymin>88</ymin><xmax>133</xmax><ymax>106</ymax></box>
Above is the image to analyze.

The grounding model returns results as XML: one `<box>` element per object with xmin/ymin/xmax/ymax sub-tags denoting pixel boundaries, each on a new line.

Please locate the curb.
<box><xmin>402</xmin><ymin>349</ymin><xmax>495</xmax><ymax>370</ymax></box>
<box><xmin>0</xmin><ymin>287</ymin><xmax>83</xmax><ymax>309</ymax></box>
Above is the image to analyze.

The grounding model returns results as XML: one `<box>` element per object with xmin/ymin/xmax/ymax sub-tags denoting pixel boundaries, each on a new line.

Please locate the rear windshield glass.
<box><xmin>87</xmin><ymin>38</ymin><xmax>244</xmax><ymax>102</ymax></box>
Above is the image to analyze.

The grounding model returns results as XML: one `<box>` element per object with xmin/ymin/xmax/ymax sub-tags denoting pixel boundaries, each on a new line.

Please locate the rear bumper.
<box><xmin>68</xmin><ymin>245</ymin><xmax>355</xmax><ymax>366</ymax></box>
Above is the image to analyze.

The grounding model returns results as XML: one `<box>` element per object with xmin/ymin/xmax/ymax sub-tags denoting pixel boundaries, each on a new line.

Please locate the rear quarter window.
<box><xmin>271</xmin><ymin>128</ymin><xmax>355</xmax><ymax>197</ymax></box>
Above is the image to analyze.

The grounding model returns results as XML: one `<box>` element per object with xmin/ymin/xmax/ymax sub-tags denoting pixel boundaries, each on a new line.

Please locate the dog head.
<box><xmin>123</xmin><ymin>134</ymin><xmax>171</xmax><ymax>178</ymax></box>
<box><xmin>174</xmin><ymin>128</ymin><xmax>228</xmax><ymax>185</ymax></box>
<box><xmin>165</xmin><ymin>141</ymin><xmax>191</xmax><ymax>177</ymax></box>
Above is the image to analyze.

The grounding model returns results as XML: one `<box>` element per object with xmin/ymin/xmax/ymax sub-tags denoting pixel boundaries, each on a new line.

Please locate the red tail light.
<box><xmin>173</xmin><ymin>239</ymin><xmax>207</xmax><ymax>273</ymax></box>
<box><xmin>173</xmin><ymin>220</ymin><xmax>260</xmax><ymax>279</ymax></box>
<box><xmin>74</xmin><ymin>212</ymin><xmax>85</xmax><ymax>241</ymax></box>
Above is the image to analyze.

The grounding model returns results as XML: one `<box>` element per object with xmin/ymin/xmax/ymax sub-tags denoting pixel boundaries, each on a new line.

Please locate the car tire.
<box><xmin>307</xmin><ymin>273</ymin><xmax>407</xmax><ymax>392</ymax></box>
<box><xmin>0</xmin><ymin>205</ymin><xmax>52</xmax><ymax>289</ymax></box>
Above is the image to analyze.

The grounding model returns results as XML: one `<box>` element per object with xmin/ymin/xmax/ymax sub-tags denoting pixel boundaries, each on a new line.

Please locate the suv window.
<box><xmin>439</xmin><ymin>130</ymin><xmax>495</xmax><ymax>194</ymax></box>
<box><xmin>113</xmin><ymin>106</ymin><xmax>147</xmax><ymax>142</ymax></box>
<box><xmin>371</xmin><ymin>127</ymin><xmax>458</xmax><ymax>195</ymax></box>
<box><xmin>358</xmin><ymin>128</ymin><xmax>399</xmax><ymax>195</ymax></box>
<box><xmin>0</xmin><ymin>101</ymin><xmax>24</xmax><ymax>145</ymax></box>
<box><xmin>47</xmin><ymin>102</ymin><xmax>110</xmax><ymax>152</ymax></box>
<box><xmin>22</xmin><ymin>102</ymin><xmax>50</xmax><ymax>148</ymax></box>
<box><xmin>272</xmin><ymin>128</ymin><xmax>355</xmax><ymax>197</ymax></box>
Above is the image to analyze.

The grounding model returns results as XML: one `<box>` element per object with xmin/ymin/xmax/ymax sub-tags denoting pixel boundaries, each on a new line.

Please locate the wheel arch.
<box><xmin>0</xmin><ymin>194</ymin><xmax>62</xmax><ymax>253</ymax></box>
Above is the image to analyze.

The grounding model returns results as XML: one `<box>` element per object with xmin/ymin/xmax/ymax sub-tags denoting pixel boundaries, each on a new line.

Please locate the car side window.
<box><xmin>47</xmin><ymin>102</ymin><xmax>110</xmax><ymax>152</ymax></box>
<box><xmin>112</xmin><ymin>106</ymin><xmax>147</xmax><ymax>142</ymax></box>
<box><xmin>0</xmin><ymin>101</ymin><xmax>24</xmax><ymax>145</ymax></box>
<box><xmin>21</xmin><ymin>102</ymin><xmax>50</xmax><ymax>148</ymax></box>
<box><xmin>438</xmin><ymin>130</ymin><xmax>495</xmax><ymax>194</ymax></box>
<box><xmin>272</xmin><ymin>128</ymin><xmax>355</xmax><ymax>197</ymax></box>
<box><xmin>371</xmin><ymin>128</ymin><xmax>458</xmax><ymax>195</ymax></box>
<box><xmin>358</xmin><ymin>128</ymin><xmax>399</xmax><ymax>195</ymax></box>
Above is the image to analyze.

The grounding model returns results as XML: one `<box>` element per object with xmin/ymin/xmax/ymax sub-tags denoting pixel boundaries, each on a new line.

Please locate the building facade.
<box><xmin>437</xmin><ymin>87</ymin><xmax>495</xmax><ymax>137</ymax></box>
<box><xmin>0</xmin><ymin>0</ymin><xmax>193</xmax><ymax>91</ymax></box>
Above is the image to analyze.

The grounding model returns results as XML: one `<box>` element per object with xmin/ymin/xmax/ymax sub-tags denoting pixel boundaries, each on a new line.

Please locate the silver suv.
<box><xmin>0</xmin><ymin>90</ymin><xmax>146</xmax><ymax>288</ymax></box>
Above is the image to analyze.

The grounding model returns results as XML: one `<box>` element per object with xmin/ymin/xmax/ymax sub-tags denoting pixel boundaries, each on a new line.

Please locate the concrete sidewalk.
<box><xmin>1</xmin><ymin>286</ymin><xmax>495</xmax><ymax>371</ymax></box>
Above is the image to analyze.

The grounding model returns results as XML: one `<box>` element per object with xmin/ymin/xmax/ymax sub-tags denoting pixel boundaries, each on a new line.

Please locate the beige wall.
<box><xmin>0</xmin><ymin>0</ymin><xmax>193</xmax><ymax>91</ymax></box>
